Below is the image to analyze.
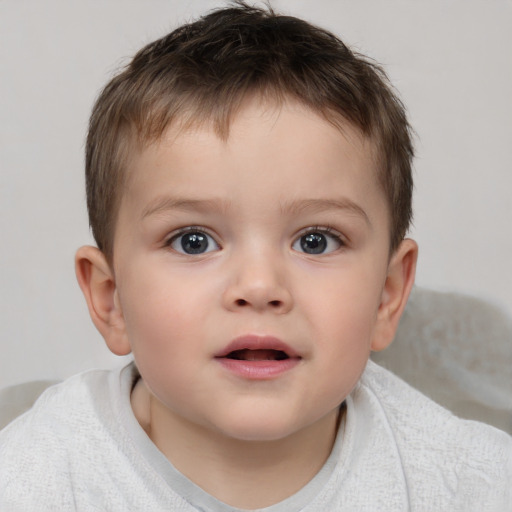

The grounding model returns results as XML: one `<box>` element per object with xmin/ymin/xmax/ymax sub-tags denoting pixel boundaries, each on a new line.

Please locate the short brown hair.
<box><xmin>86</xmin><ymin>1</ymin><xmax>414</xmax><ymax>260</ymax></box>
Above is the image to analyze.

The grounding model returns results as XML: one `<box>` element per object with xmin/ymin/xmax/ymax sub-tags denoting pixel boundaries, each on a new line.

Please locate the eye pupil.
<box><xmin>300</xmin><ymin>233</ymin><xmax>327</xmax><ymax>254</ymax></box>
<box><xmin>181</xmin><ymin>232</ymin><xmax>208</xmax><ymax>254</ymax></box>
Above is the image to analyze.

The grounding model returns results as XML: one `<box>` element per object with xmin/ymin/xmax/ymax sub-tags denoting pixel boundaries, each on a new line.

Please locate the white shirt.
<box><xmin>1</xmin><ymin>360</ymin><xmax>511</xmax><ymax>511</ymax></box>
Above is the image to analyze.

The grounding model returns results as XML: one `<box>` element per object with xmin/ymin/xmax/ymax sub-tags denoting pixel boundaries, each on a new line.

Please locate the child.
<box><xmin>1</xmin><ymin>2</ymin><xmax>510</xmax><ymax>510</ymax></box>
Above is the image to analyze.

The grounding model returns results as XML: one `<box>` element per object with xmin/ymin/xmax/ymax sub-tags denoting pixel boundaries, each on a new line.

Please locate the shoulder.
<box><xmin>357</xmin><ymin>361</ymin><xmax>512</xmax><ymax>508</ymax></box>
<box><xmin>0</xmin><ymin>367</ymin><xmax>113</xmax><ymax>456</ymax></box>
<box><xmin>0</xmin><ymin>367</ymin><xmax>112</xmax><ymax>438</ymax></box>
<box><xmin>0</xmin><ymin>367</ymin><xmax>123</xmax><ymax>509</ymax></box>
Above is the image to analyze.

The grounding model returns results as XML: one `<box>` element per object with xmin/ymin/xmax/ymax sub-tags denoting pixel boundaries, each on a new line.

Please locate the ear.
<box><xmin>75</xmin><ymin>246</ymin><xmax>131</xmax><ymax>356</ymax></box>
<box><xmin>371</xmin><ymin>238</ymin><xmax>418</xmax><ymax>352</ymax></box>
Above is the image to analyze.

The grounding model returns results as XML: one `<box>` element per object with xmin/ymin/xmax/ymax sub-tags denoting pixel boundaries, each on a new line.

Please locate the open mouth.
<box><xmin>215</xmin><ymin>335</ymin><xmax>300</xmax><ymax>378</ymax></box>
<box><xmin>225</xmin><ymin>349</ymin><xmax>290</xmax><ymax>361</ymax></box>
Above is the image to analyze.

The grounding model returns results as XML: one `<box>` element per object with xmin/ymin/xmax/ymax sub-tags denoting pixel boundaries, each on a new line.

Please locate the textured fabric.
<box><xmin>372</xmin><ymin>287</ymin><xmax>512</xmax><ymax>433</ymax></box>
<box><xmin>0</xmin><ymin>361</ymin><xmax>510</xmax><ymax>511</ymax></box>
<box><xmin>0</xmin><ymin>380</ymin><xmax>59</xmax><ymax>430</ymax></box>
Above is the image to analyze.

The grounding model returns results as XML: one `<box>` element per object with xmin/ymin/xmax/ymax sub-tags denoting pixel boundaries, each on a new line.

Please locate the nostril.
<box><xmin>269</xmin><ymin>300</ymin><xmax>282</xmax><ymax>307</ymax></box>
<box><xmin>236</xmin><ymin>299</ymin><xmax>248</xmax><ymax>306</ymax></box>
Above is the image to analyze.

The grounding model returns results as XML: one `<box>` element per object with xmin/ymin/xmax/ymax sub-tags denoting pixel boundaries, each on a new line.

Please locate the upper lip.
<box><xmin>215</xmin><ymin>335</ymin><xmax>300</xmax><ymax>359</ymax></box>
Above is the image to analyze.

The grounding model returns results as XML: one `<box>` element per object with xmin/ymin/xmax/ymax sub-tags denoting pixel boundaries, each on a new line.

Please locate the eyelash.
<box><xmin>163</xmin><ymin>225</ymin><xmax>346</xmax><ymax>254</ymax></box>
<box><xmin>293</xmin><ymin>225</ymin><xmax>345</xmax><ymax>252</ymax></box>
<box><xmin>164</xmin><ymin>226</ymin><xmax>219</xmax><ymax>246</ymax></box>
<box><xmin>299</xmin><ymin>225</ymin><xmax>339</xmax><ymax>239</ymax></box>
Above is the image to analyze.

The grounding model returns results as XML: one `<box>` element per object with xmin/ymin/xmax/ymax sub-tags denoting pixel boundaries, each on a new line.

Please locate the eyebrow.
<box><xmin>141</xmin><ymin>196</ymin><xmax>231</xmax><ymax>220</ymax></box>
<box><xmin>279</xmin><ymin>198</ymin><xmax>371</xmax><ymax>226</ymax></box>
<box><xmin>142</xmin><ymin>195</ymin><xmax>370</xmax><ymax>226</ymax></box>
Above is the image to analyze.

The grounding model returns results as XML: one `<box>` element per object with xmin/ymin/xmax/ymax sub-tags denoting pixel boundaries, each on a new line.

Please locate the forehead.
<box><xmin>123</xmin><ymin>99</ymin><xmax>384</xmax><ymax>220</ymax></box>
<box><xmin>123</xmin><ymin>97</ymin><xmax>380</xmax><ymax>193</ymax></box>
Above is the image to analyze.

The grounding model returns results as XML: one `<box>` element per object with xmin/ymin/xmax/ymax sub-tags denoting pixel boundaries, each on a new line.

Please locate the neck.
<box><xmin>131</xmin><ymin>379</ymin><xmax>342</xmax><ymax>509</ymax></box>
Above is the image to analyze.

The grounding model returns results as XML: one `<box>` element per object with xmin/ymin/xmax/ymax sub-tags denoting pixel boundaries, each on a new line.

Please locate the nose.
<box><xmin>222</xmin><ymin>252</ymin><xmax>293</xmax><ymax>314</ymax></box>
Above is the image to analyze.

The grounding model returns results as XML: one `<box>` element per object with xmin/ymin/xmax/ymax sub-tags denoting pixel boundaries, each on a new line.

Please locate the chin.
<box><xmin>221</xmin><ymin>425</ymin><xmax>298</xmax><ymax>443</ymax></box>
<box><xmin>210</xmin><ymin>410</ymin><xmax>310</xmax><ymax>443</ymax></box>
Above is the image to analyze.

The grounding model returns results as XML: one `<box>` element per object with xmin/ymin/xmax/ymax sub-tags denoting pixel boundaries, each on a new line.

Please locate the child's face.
<box><xmin>107</xmin><ymin>98</ymin><xmax>411</xmax><ymax>441</ymax></box>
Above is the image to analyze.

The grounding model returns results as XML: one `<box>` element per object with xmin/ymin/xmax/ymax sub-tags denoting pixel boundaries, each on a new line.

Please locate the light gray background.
<box><xmin>1</xmin><ymin>0</ymin><xmax>511</xmax><ymax>389</ymax></box>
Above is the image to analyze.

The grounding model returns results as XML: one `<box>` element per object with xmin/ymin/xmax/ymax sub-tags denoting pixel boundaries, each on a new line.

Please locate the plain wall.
<box><xmin>1</xmin><ymin>0</ymin><xmax>511</xmax><ymax>389</ymax></box>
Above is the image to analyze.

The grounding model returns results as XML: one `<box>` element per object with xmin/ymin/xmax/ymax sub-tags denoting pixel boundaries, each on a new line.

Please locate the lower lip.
<box><xmin>216</xmin><ymin>358</ymin><xmax>301</xmax><ymax>379</ymax></box>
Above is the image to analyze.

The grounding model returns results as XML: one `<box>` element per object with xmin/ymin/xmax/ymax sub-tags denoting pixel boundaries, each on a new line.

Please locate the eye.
<box><xmin>168</xmin><ymin>229</ymin><xmax>219</xmax><ymax>255</ymax></box>
<box><xmin>292</xmin><ymin>229</ymin><xmax>342</xmax><ymax>255</ymax></box>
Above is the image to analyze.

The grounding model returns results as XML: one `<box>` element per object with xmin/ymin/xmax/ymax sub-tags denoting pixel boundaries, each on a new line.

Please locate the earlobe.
<box><xmin>371</xmin><ymin>239</ymin><xmax>418</xmax><ymax>352</ymax></box>
<box><xmin>75</xmin><ymin>246</ymin><xmax>132</xmax><ymax>356</ymax></box>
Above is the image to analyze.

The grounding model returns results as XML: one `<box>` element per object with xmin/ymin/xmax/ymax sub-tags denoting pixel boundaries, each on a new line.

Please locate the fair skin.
<box><xmin>76</xmin><ymin>97</ymin><xmax>417</xmax><ymax>509</ymax></box>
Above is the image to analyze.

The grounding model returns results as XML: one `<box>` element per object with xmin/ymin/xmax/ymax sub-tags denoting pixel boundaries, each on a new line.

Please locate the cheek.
<box><xmin>118</xmin><ymin>271</ymin><xmax>213</xmax><ymax>404</ymax></box>
<box><xmin>118</xmin><ymin>265</ymin><xmax>214</xmax><ymax>354</ymax></box>
<box><xmin>310</xmin><ymin>298</ymin><xmax>378</xmax><ymax>406</ymax></box>
<box><xmin>301</xmin><ymin>267</ymin><xmax>383</xmax><ymax>336</ymax></box>
<box><xmin>298</xmin><ymin>266</ymin><xmax>383</xmax><ymax>395</ymax></box>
